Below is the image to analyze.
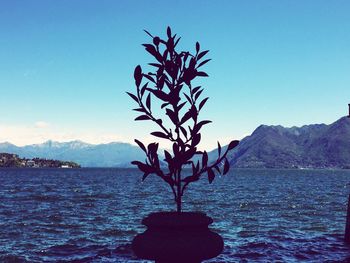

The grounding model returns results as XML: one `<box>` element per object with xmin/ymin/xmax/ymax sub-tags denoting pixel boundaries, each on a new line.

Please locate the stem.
<box><xmin>182</xmin><ymin>181</ymin><xmax>190</xmax><ymax>197</ymax></box>
<box><xmin>177</xmin><ymin>195</ymin><xmax>181</xmax><ymax>214</ymax></box>
<box><xmin>171</xmin><ymin>183</ymin><xmax>177</xmax><ymax>203</ymax></box>
<box><xmin>176</xmin><ymin>169</ymin><xmax>182</xmax><ymax>213</ymax></box>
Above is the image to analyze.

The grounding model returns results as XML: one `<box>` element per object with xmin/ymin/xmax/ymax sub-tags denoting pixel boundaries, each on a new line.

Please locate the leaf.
<box><xmin>134</xmin><ymin>65</ymin><xmax>142</xmax><ymax>87</ymax></box>
<box><xmin>162</xmin><ymin>50</ymin><xmax>168</xmax><ymax>61</ymax></box>
<box><xmin>190</xmin><ymin>162</ymin><xmax>195</xmax><ymax>174</ymax></box>
<box><xmin>174</xmin><ymin>37</ymin><xmax>181</xmax><ymax>48</ymax></box>
<box><xmin>126</xmin><ymin>92</ymin><xmax>138</xmax><ymax>103</ymax></box>
<box><xmin>196</xmin><ymin>41</ymin><xmax>200</xmax><ymax>53</ymax></box>
<box><xmin>190</xmin><ymin>105</ymin><xmax>198</xmax><ymax>121</ymax></box>
<box><xmin>141</xmin><ymin>83</ymin><xmax>148</xmax><ymax>97</ymax></box>
<box><xmin>164</xmin><ymin>150</ymin><xmax>172</xmax><ymax>162</ymax></box>
<box><xmin>208</xmin><ymin>168</ymin><xmax>215</xmax><ymax>184</ymax></box>
<box><xmin>143</xmin><ymin>29</ymin><xmax>153</xmax><ymax>38</ymax></box>
<box><xmin>142</xmin><ymin>173</ymin><xmax>150</xmax><ymax>181</ymax></box>
<box><xmin>152</xmin><ymin>90</ymin><xmax>169</xmax><ymax>101</ymax></box>
<box><xmin>192</xmin><ymin>86</ymin><xmax>201</xmax><ymax>94</ymax></box>
<box><xmin>178</xmin><ymin>101</ymin><xmax>187</xmax><ymax>111</ymax></box>
<box><xmin>196</xmin><ymin>71</ymin><xmax>209</xmax><ymax>77</ymax></box>
<box><xmin>183</xmin><ymin>175</ymin><xmax>199</xmax><ymax>183</ymax></box>
<box><xmin>161</xmin><ymin>102</ymin><xmax>170</xmax><ymax>109</ymax></box>
<box><xmin>194</xmin><ymin>120</ymin><xmax>212</xmax><ymax>134</ymax></box>
<box><xmin>189</xmin><ymin>57</ymin><xmax>196</xmax><ymax>69</ymax></box>
<box><xmin>202</xmin><ymin>151</ymin><xmax>208</xmax><ymax>167</ymax></box>
<box><xmin>184</xmin><ymin>93</ymin><xmax>192</xmax><ymax>103</ymax></box>
<box><xmin>172</xmin><ymin>143</ymin><xmax>179</xmax><ymax>155</ymax></box>
<box><xmin>195</xmin><ymin>161</ymin><xmax>200</xmax><ymax>173</ymax></box>
<box><xmin>228</xmin><ymin>140</ymin><xmax>239</xmax><ymax>150</ymax></box>
<box><xmin>164</xmin><ymin>79</ymin><xmax>172</xmax><ymax>90</ymax></box>
<box><xmin>135</xmin><ymin>139</ymin><xmax>146</xmax><ymax>153</ymax></box>
<box><xmin>147</xmin><ymin>142</ymin><xmax>159</xmax><ymax>155</ymax></box>
<box><xmin>142</xmin><ymin>43</ymin><xmax>154</xmax><ymax>49</ymax></box>
<box><xmin>199</xmin><ymin>97</ymin><xmax>209</xmax><ymax>111</ymax></box>
<box><xmin>151</xmin><ymin>131</ymin><xmax>168</xmax><ymax>139</ymax></box>
<box><xmin>149</xmin><ymin>63</ymin><xmax>161</xmax><ymax>68</ymax></box>
<box><xmin>167</xmin><ymin>26</ymin><xmax>172</xmax><ymax>38</ymax></box>
<box><xmin>135</xmin><ymin>115</ymin><xmax>150</xmax><ymax>121</ymax></box>
<box><xmin>146</xmin><ymin>93</ymin><xmax>151</xmax><ymax>110</ymax></box>
<box><xmin>143</xmin><ymin>44</ymin><xmax>163</xmax><ymax>62</ymax></box>
<box><xmin>131</xmin><ymin>161</ymin><xmax>143</xmax><ymax>166</ymax></box>
<box><xmin>131</xmin><ymin>161</ymin><xmax>152</xmax><ymax>174</ymax></box>
<box><xmin>197</xmin><ymin>50</ymin><xmax>209</xmax><ymax>60</ymax></box>
<box><xmin>223</xmin><ymin>158</ymin><xmax>230</xmax><ymax>175</ymax></box>
<box><xmin>132</xmin><ymin>108</ymin><xmax>145</xmax><ymax>113</ymax></box>
<box><xmin>214</xmin><ymin>165</ymin><xmax>220</xmax><ymax>174</ymax></box>
<box><xmin>180</xmin><ymin>109</ymin><xmax>192</xmax><ymax>124</ymax></box>
<box><xmin>192</xmin><ymin>133</ymin><xmax>201</xmax><ymax>146</ymax></box>
<box><xmin>153</xmin><ymin>36</ymin><xmax>160</xmax><ymax>46</ymax></box>
<box><xmin>194</xmin><ymin>89</ymin><xmax>203</xmax><ymax>101</ymax></box>
<box><xmin>197</xmin><ymin>59</ymin><xmax>211</xmax><ymax>68</ymax></box>
<box><xmin>143</xmin><ymin>74</ymin><xmax>156</xmax><ymax>83</ymax></box>
<box><xmin>183</xmin><ymin>147</ymin><xmax>196</xmax><ymax>161</ymax></box>
<box><xmin>217</xmin><ymin>141</ymin><xmax>221</xmax><ymax>156</ymax></box>
<box><xmin>166</xmin><ymin>108</ymin><xmax>178</xmax><ymax>124</ymax></box>
<box><xmin>157</xmin><ymin>75</ymin><xmax>165</xmax><ymax>89</ymax></box>
<box><xmin>179</xmin><ymin>126</ymin><xmax>187</xmax><ymax>138</ymax></box>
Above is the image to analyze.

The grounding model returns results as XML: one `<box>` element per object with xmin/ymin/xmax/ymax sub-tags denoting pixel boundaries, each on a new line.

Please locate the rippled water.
<box><xmin>1</xmin><ymin>168</ymin><xmax>350</xmax><ymax>262</ymax></box>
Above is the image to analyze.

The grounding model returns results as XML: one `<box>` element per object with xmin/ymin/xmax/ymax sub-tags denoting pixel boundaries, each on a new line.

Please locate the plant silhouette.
<box><xmin>128</xmin><ymin>27</ymin><xmax>239</xmax><ymax>213</ymax></box>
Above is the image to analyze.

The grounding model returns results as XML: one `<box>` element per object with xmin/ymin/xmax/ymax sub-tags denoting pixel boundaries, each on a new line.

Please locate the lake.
<box><xmin>1</xmin><ymin>168</ymin><xmax>350</xmax><ymax>262</ymax></box>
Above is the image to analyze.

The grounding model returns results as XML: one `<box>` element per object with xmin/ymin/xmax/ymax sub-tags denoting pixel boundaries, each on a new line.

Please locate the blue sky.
<box><xmin>0</xmin><ymin>0</ymin><xmax>349</xmax><ymax>149</ymax></box>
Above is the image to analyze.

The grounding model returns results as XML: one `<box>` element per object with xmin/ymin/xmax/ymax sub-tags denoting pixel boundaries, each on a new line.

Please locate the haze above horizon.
<box><xmin>1</xmin><ymin>0</ymin><xmax>349</xmax><ymax>149</ymax></box>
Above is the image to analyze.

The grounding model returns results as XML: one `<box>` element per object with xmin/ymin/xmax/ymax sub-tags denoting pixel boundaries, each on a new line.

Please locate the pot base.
<box><xmin>132</xmin><ymin>212</ymin><xmax>223</xmax><ymax>263</ymax></box>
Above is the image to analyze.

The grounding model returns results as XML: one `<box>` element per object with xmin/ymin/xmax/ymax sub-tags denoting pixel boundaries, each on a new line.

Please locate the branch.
<box><xmin>136</xmin><ymin>86</ymin><xmax>176</xmax><ymax>142</ymax></box>
<box><xmin>181</xmin><ymin>141</ymin><xmax>238</xmax><ymax>194</ymax></box>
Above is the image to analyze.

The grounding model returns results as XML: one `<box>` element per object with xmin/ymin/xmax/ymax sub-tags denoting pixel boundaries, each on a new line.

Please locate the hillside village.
<box><xmin>0</xmin><ymin>153</ymin><xmax>80</xmax><ymax>168</ymax></box>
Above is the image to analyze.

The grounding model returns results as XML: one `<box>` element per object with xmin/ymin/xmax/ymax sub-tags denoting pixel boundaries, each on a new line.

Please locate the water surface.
<box><xmin>1</xmin><ymin>168</ymin><xmax>350</xmax><ymax>262</ymax></box>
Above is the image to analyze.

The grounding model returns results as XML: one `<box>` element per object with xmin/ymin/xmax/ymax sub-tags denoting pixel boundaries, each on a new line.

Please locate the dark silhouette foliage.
<box><xmin>128</xmin><ymin>27</ymin><xmax>239</xmax><ymax>212</ymax></box>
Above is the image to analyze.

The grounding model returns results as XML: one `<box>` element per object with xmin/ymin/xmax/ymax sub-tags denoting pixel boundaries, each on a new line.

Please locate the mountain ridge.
<box><xmin>0</xmin><ymin>140</ymin><xmax>145</xmax><ymax>167</ymax></box>
<box><xmin>218</xmin><ymin>116</ymin><xmax>350</xmax><ymax>169</ymax></box>
<box><xmin>1</xmin><ymin>116</ymin><xmax>350</xmax><ymax>168</ymax></box>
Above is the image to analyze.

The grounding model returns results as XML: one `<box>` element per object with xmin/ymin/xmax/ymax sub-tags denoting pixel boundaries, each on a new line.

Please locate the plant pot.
<box><xmin>132</xmin><ymin>212</ymin><xmax>224</xmax><ymax>263</ymax></box>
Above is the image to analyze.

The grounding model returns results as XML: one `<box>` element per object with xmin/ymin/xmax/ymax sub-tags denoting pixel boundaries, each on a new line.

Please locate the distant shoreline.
<box><xmin>0</xmin><ymin>153</ymin><xmax>80</xmax><ymax>169</ymax></box>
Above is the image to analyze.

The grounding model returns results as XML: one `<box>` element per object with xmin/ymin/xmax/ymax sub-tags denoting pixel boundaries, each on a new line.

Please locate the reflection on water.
<box><xmin>1</xmin><ymin>168</ymin><xmax>350</xmax><ymax>262</ymax></box>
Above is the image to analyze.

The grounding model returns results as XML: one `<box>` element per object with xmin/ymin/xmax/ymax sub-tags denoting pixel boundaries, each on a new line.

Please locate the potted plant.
<box><xmin>128</xmin><ymin>27</ymin><xmax>239</xmax><ymax>263</ymax></box>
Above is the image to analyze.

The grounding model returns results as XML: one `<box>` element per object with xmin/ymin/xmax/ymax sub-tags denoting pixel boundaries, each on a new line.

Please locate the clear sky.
<box><xmin>0</xmin><ymin>0</ymin><xmax>349</xmax><ymax>150</ymax></box>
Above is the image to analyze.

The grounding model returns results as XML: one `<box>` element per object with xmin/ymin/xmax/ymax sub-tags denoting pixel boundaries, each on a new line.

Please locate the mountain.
<box><xmin>1</xmin><ymin>117</ymin><xmax>350</xmax><ymax>169</ymax></box>
<box><xmin>209</xmin><ymin>116</ymin><xmax>350</xmax><ymax>169</ymax></box>
<box><xmin>0</xmin><ymin>140</ymin><xmax>145</xmax><ymax>167</ymax></box>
